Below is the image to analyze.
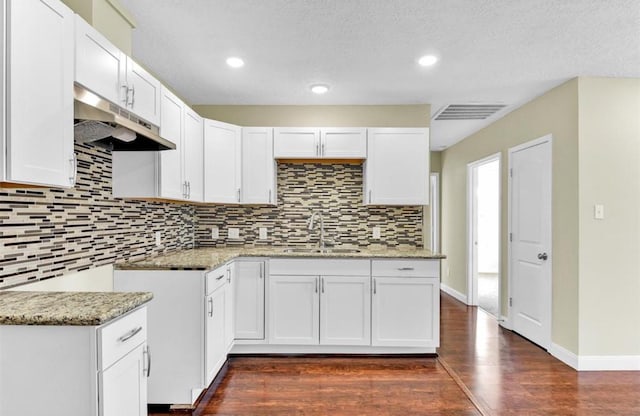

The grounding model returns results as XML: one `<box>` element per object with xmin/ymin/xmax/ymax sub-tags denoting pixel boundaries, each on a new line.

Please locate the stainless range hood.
<box><xmin>73</xmin><ymin>85</ymin><xmax>175</xmax><ymax>151</ymax></box>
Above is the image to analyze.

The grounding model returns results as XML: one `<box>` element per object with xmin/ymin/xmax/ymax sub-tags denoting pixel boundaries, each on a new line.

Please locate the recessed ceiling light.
<box><xmin>310</xmin><ymin>84</ymin><xmax>330</xmax><ymax>94</ymax></box>
<box><xmin>418</xmin><ymin>55</ymin><xmax>438</xmax><ymax>67</ymax></box>
<box><xmin>226</xmin><ymin>57</ymin><xmax>245</xmax><ymax>68</ymax></box>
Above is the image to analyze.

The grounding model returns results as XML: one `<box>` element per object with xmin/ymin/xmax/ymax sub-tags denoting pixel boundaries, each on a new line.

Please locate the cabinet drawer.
<box><xmin>372</xmin><ymin>259</ymin><xmax>439</xmax><ymax>278</ymax></box>
<box><xmin>269</xmin><ymin>259</ymin><xmax>370</xmax><ymax>276</ymax></box>
<box><xmin>99</xmin><ymin>307</ymin><xmax>147</xmax><ymax>370</ymax></box>
<box><xmin>206</xmin><ymin>265</ymin><xmax>229</xmax><ymax>295</ymax></box>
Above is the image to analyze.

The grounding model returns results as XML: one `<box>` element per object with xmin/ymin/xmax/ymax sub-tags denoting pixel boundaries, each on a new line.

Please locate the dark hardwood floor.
<box><xmin>150</xmin><ymin>292</ymin><xmax>640</xmax><ymax>415</ymax></box>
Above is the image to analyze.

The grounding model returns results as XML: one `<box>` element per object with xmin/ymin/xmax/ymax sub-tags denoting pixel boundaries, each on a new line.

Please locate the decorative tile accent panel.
<box><xmin>0</xmin><ymin>143</ymin><xmax>195</xmax><ymax>289</ymax></box>
<box><xmin>196</xmin><ymin>163</ymin><xmax>423</xmax><ymax>249</ymax></box>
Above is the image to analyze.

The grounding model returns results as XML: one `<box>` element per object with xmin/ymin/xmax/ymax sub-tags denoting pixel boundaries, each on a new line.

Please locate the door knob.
<box><xmin>537</xmin><ymin>252</ymin><xmax>548</xmax><ymax>261</ymax></box>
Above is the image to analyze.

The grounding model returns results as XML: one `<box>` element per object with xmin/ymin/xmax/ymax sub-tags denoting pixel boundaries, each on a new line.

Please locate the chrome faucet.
<box><xmin>307</xmin><ymin>210</ymin><xmax>325</xmax><ymax>249</ymax></box>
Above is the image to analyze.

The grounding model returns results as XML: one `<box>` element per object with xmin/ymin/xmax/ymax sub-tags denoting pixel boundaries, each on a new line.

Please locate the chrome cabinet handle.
<box><xmin>143</xmin><ymin>345</ymin><xmax>151</xmax><ymax>377</ymax></box>
<box><xmin>187</xmin><ymin>181</ymin><xmax>191</xmax><ymax>199</ymax></box>
<box><xmin>316</xmin><ymin>141</ymin><xmax>320</xmax><ymax>156</ymax></box>
<box><xmin>321</xmin><ymin>277</ymin><xmax>325</xmax><ymax>293</ymax></box>
<box><xmin>315</xmin><ymin>277</ymin><xmax>318</xmax><ymax>293</ymax></box>
<box><xmin>268</xmin><ymin>189</ymin><xmax>272</xmax><ymax>204</ymax></box>
<box><xmin>69</xmin><ymin>153</ymin><xmax>77</xmax><ymax>185</ymax></box>
<box><xmin>216</xmin><ymin>274</ymin><xmax>225</xmax><ymax>280</ymax></box>
<box><xmin>227</xmin><ymin>268</ymin><xmax>231</xmax><ymax>283</ymax></box>
<box><xmin>398</xmin><ymin>267</ymin><xmax>415</xmax><ymax>271</ymax></box>
<box><xmin>121</xmin><ymin>85</ymin><xmax>129</xmax><ymax>105</ymax></box>
<box><xmin>369</xmin><ymin>190</ymin><xmax>372</xmax><ymax>203</ymax></box>
<box><xmin>237</xmin><ymin>188</ymin><xmax>241</xmax><ymax>202</ymax></box>
<box><xmin>259</xmin><ymin>262</ymin><xmax>264</xmax><ymax>279</ymax></box>
<box><xmin>118</xmin><ymin>326</ymin><xmax>142</xmax><ymax>343</ymax></box>
<box><xmin>183</xmin><ymin>181</ymin><xmax>188</xmax><ymax>198</ymax></box>
<box><xmin>207</xmin><ymin>297</ymin><xmax>213</xmax><ymax>317</ymax></box>
<box><xmin>321</xmin><ymin>142</ymin><xmax>325</xmax><ymax>156</ymax></box>
<box><xmin>129</xmin><ymin>85</ymin><xmax>136</xmax><ymax>107</ymax></box>
<box><xmin>373</xmin><ymin>278</ymin><xmax>377</xmax><ymax>294</ymax></box>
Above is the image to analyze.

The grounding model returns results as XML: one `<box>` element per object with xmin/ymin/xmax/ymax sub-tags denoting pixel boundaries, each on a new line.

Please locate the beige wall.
<box><xmin>440</xmin><ymin>79</ymin><xmax>580</xmax><ymax>353</ymax></box>
<box><xmin>193</xmin><ymin>105</ymin><xmax>431</xmax><ymax>127</ymax></box>
<box><xmin>62</xmin><ymin>0</ymin><xmax>135</xmax><ymax>54</ymax></box>
<box><xmin>578</xmin><ymin>78</ymin><xmax>640</xmax><ymax>356</ymax></box>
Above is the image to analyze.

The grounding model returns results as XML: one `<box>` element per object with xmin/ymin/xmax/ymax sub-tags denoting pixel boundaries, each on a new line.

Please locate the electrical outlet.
<box><xmin>211</xmin><ymin>226</ymin><xmax>219</xmax><ymax>239</ymax></box>
<box><xmin>594</xmin><ymin>204</ymin><xmax>605</xmax><ymax>220</ymax></box>
<box><xmin>259</xmin><ymin>227</ymin><xmax>268</xmax><ymax>240</ymax></box>
<box><xmin>372</xmin><ymin>226</ymin><xmax>381</xmax><ymax>239</ymax></box>
<box><xmin>228</xmin><ymin>228</ymin><xmax>240</xmax><ymax>239</ymax></box>
<box><xmin>155</xmin><ymin>231</ymin><xmax>162</xmax><ymax>247</ymax></box>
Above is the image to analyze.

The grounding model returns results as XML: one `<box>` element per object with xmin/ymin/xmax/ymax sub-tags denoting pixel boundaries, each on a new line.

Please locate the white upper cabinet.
<box><xmin>273</xmin><ymin>128</ymin><xmax>319</xmax><ymax>158</ymax></box>
<box><xmin>241</xmin><ymin>127</ymin><xmax>276</xmax><ymax>205</ymax></box>
<box><xmin>75</xmin><ymin>15</ymin><xmax>161</xmax><ymax>126</ymax></box>
<box><xmin>204</xmin><ymin>119</ymin><xmax>242</xmax><ymax>204</ymax></box>
<box><xmin>159</xmin><ymin>87</ymin><xmax>185</xmax><ymax>200</ymax></box>
<box><xmin>124</xmin><ymin>58</ymin><xmax>161</xmax><ymax>126</ymax></box>
<box><xmin>364</xmin><ymin>128</ymin><xmax>430</xmax><ymax>205</ymax></box>
<box><xmin>75</xmin><ymin>15</ymin><xmax>126</xmax><ymax>108</ymax></box>
<box><xmin>320</xmin><ymin>128</ymin><xmax>366</xmax><ymax>158</ymax></box>
<box><xmin>183</xmin><ymin>108</ymin><xmax>204</xmax><ymax>202</ymax></box>
<box><xmin>1</xmin><ymin>0</ymin><xmax>75</xmax><ymax>188</ymax></box>
<box><xmin>274</xmin><ymin>128</ymin><xmax>366</xmax><ymax>159</ymax></box>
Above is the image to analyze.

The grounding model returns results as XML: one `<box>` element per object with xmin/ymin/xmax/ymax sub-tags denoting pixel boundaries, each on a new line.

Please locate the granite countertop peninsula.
<box><xmin>0</xmin><ymin>291</ymin><xmax>153</xmax><ymax>326</ymax></box>
<box><xmin>115</xmin><ymin>246</ymin><xmax>446</xmax><ymax>271</ymax></box>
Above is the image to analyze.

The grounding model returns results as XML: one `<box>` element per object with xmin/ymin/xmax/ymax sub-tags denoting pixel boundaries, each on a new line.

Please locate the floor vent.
<box><xmin>433</xmin><ymin>104</ymin><xmax>507</xmax><ymax>121</ymax></box>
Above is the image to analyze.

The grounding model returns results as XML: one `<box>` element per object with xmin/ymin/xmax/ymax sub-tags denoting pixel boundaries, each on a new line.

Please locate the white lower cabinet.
<box><xmin>371</xmin><ymin>260</ymin><xmax>440</xmax><ymax>348</ymax></box>
<box><xmin>114</xmin><ymin>266</ymin><xmax>232</xmax><ymax>406</ymax></box>
<box><xmin>267</xmin><ymin>259</ymin><xmax>371</xmax><ymax>346</ymax></box>
<box><xmin>234</xmin><ymin>260</ymin><xmax>266</xmax><ymax>340</ymax></box>
<box><xmin>0</xmin><ymin>307</ymin><xmax>149</xmax><ymax>416</ymax></box>
<box><xmin>268</xmin><ymin>275</ymin><xmax>320</xmax><ymax>345</ymax></box>
<box><xmin>320</xmin><ymin>276</ymin><xmax>371</xmax><ymax>346</ymax></box>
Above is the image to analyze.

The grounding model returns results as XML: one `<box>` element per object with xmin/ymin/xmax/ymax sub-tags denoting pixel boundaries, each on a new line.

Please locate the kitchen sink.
<box><xmin>281</xmin><ymin>247</ymin><xmax>361</xmax><ymax>254</ymax></box>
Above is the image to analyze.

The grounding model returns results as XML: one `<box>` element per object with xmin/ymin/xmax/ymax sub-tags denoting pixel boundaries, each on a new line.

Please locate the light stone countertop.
<box><xmin>115</xmin><ymin>246</ymin><xmax>446</xmax><ymax>271</ymax></box>
<box><xmin>0</xmin><ymin>291</ymin><xmax>153</xmax><ymax>326</ymax></box>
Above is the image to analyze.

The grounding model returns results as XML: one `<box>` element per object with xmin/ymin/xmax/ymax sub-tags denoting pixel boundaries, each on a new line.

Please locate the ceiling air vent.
<box><xmin>433</xmin><ymin>104</ymin><xmax>507</xmax><ymax>121</ymax></box>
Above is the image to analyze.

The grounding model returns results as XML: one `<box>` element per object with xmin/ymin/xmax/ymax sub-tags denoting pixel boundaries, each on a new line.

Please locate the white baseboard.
<box><xmin>550</xmin><ymin>343</ymin><xmax>640</xmax><ymax>371</ymax></box>
<box><xmin>549</xmin><ymin>343</ymin><xmax>579</xmax><ymax>370</ymax></box>
<box><xmin>440</xmin><ymin>284</ymin><xmax>467</xmax><ymax>305</ymax></box>
<box><xmin>578</xmin><ymin>355</ymin><xmax>640</xmax><ymax>371</ymax></box>
<box><xmin>498</xmin><ymin>315</ymin><xmax>512</xmax><ymax>330</ymax></box>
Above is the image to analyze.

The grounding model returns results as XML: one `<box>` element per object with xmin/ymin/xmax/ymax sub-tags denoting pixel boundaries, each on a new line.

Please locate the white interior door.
<box><xmin>509</xmin><ymin>136</ymin><xmax>552</xmax><ymax>349</ymax></box>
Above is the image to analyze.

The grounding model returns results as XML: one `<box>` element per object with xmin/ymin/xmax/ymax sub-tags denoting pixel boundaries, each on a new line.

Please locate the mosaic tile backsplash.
<box><xmin>1</xmin><ymin>150</ymin><xmax>422</xmax><ymax>289</ymax></box>
<box><xmin>195</xmin><ymin>163</ymin><xmax>423</xmax><ymax>249</ymax></box>
<box><xmin>0</xmin><ymin>143</ymin><xmax>195</xmax><ymax>288</ymax></box>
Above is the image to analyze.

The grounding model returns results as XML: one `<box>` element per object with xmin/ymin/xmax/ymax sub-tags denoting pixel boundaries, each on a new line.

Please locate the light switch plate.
<box><xmin>228</xmin><ymin>228</ymin><xmax>240</xmax><ymax>239</ymax></box>
<box><xmin>372</xmin><ymin>226</ymin><xmax>381</xmax><ymax>239</ymax></box>
<box><xmin>211</xmin><ymin>227</ymin><xmax>219</xmax><ymax>239</ymax></box>
<box><xmin>259</xmin><ymin>227</ymin><xmax>268</xmax><ymax>240</ymax></box>
<box><xmin>594</xmin><ymin>204</ymin><xmax>604</xmax><ymax>220</ymax></box>
<box><xmin>155</xmin><ymin>231</ymin><xmax>162</xmax><ymax>247</ymax></box>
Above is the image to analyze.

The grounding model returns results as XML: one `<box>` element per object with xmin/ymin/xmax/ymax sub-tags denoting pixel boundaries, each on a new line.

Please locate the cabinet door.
<box><xmin>273</xmin><ymin>128</ymin><xmax>320</xmax><ymax>158</ymax></box>
<box><xmin>183</xmin><ymin>108</ymin><xmax>204</xmax><ymax>202</ymax></box>
<box><xmin>371</xmin><ymin>277</ymin><xmax>439</xmax><ymax>347</ymax></box>
<box><xmin>365</xmin><ymin>128</ymin><xmax>430</xmax><ymax>205</ymax></box>
<box><xmin>320</xmin><ymin>128</ymin><xmax>366</xmax><ymax>158</ymax></box>
<box><xmin>241</xmin><ymin>128</ymin><xmax>276</xmax><ymax>204</ymax></box>
<box><xmin>268</xmin><ymin>275</ymin><xmax>319</xmax><ymax>345</ymax></box>
<box><xmin>205</xmin><ymin>288</ymin><xmax>226</xmax><ymax>386</ymax></box>
<box><xmin>320</xmin><ymin>276</ymin><xmax>371</xmax><ymax>346</ymax></box>
<box><xmin>224</xmin><ymin>263</ymin><xmax>235</xmax><ymax>350</ymax></box>
<box><xmin>125</xmin><ymin>57</ymin><xmax>161</xmax><ymax>126</ymax></box>
<box><xmin>100</xmin><ymin>343</ymin><xmax>147</xmax><ymax>416</ymax></box>
<box><xmin>6</xmin><ymin>0</ymin><xmax>74</xmax><ymax>187</ymax></box>
<box><xmin>75</xmin><ymin>15</ymin><xmax>126</xmax><ymax>107</ymax></box>
<box><xmin>159</xmin><ymin>87</ymin><xmax>185</xmax><ymax>200</ymax></box>
<box><xmin>234</xmin><ymin>261</ymin><xmax>265</xmax><ymax>340</ymax></box>
<box><xmin>203</xmin><ymin>119</ymin><xmax>241</xmax><ymax>203</ymax></box>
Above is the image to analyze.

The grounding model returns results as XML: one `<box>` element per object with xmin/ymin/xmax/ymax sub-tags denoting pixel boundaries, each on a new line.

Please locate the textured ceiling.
<box><xmin>120</xmin><ymin>0</ymin><xmax>640</xmax><ymax>149</ymax></box>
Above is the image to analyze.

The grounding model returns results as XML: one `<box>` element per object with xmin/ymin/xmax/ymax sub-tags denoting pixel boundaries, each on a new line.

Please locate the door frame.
<box><xmin>429</xmin><ymin>173</ymin><xmax>440</xmax><ymax>253</ymax></box>
<box><xmin>506</xmin><ymin>134</ymin><xmax>553</xmax><ymax>346</ymax></box>
<box><xmin>466</xmin><ymin>153</ymin><xmax>502</xmax><ymax>309</ymax></box>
